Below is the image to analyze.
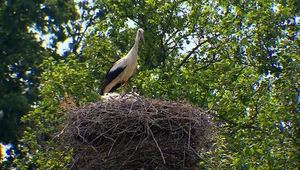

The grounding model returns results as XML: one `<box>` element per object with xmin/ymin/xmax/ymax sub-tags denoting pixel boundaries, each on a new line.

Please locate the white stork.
<box><xmin>100</xmin><ymin>28</ymin><xmax>145</xmax><ymax>95</ymax></box>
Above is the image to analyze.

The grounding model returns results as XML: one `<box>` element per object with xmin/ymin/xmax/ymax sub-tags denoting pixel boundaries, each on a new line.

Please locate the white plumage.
<box><xmin>100</xmin><ymin>28</ymin><xmax>144</xmax><ymax>95</ymax></box>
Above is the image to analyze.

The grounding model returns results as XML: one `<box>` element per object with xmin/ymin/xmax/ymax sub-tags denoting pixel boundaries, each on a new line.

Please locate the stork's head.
<box><xmin>137</xmin><ymin>28</ymin><xmax>145</xmax><ymax>43</ymax></box>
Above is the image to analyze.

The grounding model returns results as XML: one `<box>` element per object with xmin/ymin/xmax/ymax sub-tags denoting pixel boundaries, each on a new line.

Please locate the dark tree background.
<box><xmin>0</xmin><ymin>0</ymin><xmax>78</xmax><ymax>168</ymax></box>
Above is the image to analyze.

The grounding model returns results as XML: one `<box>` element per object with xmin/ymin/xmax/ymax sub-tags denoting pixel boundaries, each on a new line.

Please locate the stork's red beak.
<box><xmin>138</xmin><ymin>28</ymin><xmax>145</xmax><ymax>44</ymax></box>
<box><xmin>141</xmin><ymin>34</ymin><xmax>145</xmax><ymax>44</ymax></box>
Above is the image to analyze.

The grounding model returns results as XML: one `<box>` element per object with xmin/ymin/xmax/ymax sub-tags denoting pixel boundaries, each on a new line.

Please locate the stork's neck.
<box><xmin>133</xmin><ymin>36</ymin><xmax>140</xmax><ymax>51</ymax></box>
<box><xmin>129</xmin><ymin>36</ymin><xmax>140</xmax><ymax>57</ymax></box>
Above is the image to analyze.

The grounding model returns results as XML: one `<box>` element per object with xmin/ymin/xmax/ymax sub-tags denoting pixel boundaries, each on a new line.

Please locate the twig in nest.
<box><xmin>76</xmin><ymin>125</ymin><xmax>97</xmax><ymax>152</ymax></box>
<box><xmin>188</xmin><ymin>117</ymin><xmax>191</xmax><ymax>149</ymax></box>
<box><xmin>148</xmin><ymin>124</ymin><xmax>166</xmax><ymax>164</ymax></box>
<box><xmin>53</xmin><ymin>124</ymin><xmax>69</xmax><ymax>140</ymax></box>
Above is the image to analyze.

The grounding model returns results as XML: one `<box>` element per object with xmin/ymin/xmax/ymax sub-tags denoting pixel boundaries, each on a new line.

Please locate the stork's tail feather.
<box><xmin>100</xmin><ymin>81</ymin><xmax>123</xmax><ymax>95</ymax></box>
<box><xmin>109</xmin><ymin>82</ymin><xmax>122</xmax><ymax>93</ymax></box>
<box><xmin>100</xmin><ymin>80</ymin><xmax>108</xmax><ymax>95</ymax></box>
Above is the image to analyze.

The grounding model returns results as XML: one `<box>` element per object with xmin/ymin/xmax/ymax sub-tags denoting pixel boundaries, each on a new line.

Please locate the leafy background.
<box><xmin>0</xmin><ymin>0</ymin><xmax>299</xmax><ymax>169</ymax></box>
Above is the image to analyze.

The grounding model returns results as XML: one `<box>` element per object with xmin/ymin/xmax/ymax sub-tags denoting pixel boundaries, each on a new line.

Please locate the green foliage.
<box><xmin>0</xmin><ymin>0</ymin><xmax>79</xmax><ymax>168</ymax></box>
<box><xmin>0</xmin><ymin>0</ymin><xmax>78</xmax><ymax>145</ymax></box>
<box><xmin>11</xmin><ymin>56</ymin><xmax>99</xmax><ymax>169</ymax></box>
<box><xmin>1</xmin><ymin>0</ymin><xmax>299</xmax><ymax>169</ymax></box>
<box><xmin>82</xmin><ymin>0</ymin><xmax>299</xmax><ymax>169</ymax></box>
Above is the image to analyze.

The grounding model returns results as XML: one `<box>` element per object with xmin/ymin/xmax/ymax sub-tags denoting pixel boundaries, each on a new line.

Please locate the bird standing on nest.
<box><xmin>100</xmin><ymin>28</ymin><xmax>145</xmax><ymax>95</ymax></box>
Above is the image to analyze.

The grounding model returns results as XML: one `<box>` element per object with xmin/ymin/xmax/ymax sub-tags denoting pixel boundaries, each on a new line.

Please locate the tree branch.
<box><xmin>177</xmin><ymin>39</ymin><xmax>209</xmax><ymax>70</ymax></box>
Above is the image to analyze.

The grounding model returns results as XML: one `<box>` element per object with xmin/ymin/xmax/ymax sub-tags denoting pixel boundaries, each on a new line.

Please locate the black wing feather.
<box><xmin>109</xmin><ymin>82</ymin><xmax>122</xmax><ymax>93</ymax></box>
<box><xmin>100</xmin><ymin>66</ymin><xmax>126</xmax><ymax>95</ymax></box>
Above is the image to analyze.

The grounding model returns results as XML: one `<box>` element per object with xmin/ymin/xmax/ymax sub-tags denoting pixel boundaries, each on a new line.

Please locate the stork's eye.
<box><xmin>138</xmin><ymin>30</ymin><xmax>141</xmax><ymax>33</ymax></box>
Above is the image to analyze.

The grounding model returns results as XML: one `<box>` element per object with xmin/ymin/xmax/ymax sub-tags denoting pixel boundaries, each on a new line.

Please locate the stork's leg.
<box><xmin>121</xmin><ymin>81</ymin><xmax>127</xmax><ymax>97</ymax></box>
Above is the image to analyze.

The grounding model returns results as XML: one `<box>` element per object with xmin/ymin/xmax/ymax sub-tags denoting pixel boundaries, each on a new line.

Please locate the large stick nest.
<box><xmin>63</xmin><ymin>93</ymin><xmax>215</xmax><ymax>170</ymax></box>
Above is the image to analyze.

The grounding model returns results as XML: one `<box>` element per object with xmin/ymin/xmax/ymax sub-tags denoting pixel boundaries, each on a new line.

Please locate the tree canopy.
<box><xmin>0</xmin><ymin>0</ymin><xmax>299</xmax><ymax>169</ymax></box>
<box><xmin>0</xmin><ymin>0</ymin><xmax>78</xmax><ymax>144</ymax></box>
